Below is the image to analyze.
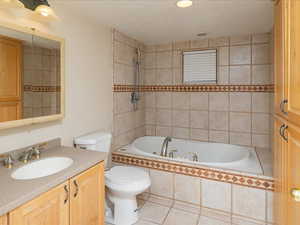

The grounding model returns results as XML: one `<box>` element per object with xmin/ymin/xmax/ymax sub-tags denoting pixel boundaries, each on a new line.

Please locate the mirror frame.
<box><xmin>0</xmin><ymin>21</ymin><xmax>65</xmax><ymax>130</ymax></box>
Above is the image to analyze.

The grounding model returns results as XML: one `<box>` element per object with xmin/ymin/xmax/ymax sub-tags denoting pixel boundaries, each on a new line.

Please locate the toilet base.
<box><xmin>106</xmin><ymin>193</ymin><xmax>139</xmax><ymax>225</ymax></box>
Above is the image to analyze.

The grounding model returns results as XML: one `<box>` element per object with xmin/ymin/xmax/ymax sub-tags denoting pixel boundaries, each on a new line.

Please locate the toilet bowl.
<box><xmin>74</xmin><ymin>132</ymin><xmax>151</xmax><ymax>225</ymax></box>
<box><xmin>105</xmin><ymin>166</ymin><xmax>151</xmax><ymax>225</ymax></box>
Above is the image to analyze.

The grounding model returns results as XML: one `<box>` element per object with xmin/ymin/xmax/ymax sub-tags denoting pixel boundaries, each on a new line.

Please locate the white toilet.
<box><xmin>74</xmin><ymin>131</ymin><xmax>151</xmax><ymax>225</ymax></box>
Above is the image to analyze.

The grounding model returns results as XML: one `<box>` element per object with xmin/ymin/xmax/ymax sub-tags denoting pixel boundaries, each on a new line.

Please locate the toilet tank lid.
<box><xmin>74</xmin><ymin>131</ymin><xmax>112</xmax><ymax>145</ymax></box>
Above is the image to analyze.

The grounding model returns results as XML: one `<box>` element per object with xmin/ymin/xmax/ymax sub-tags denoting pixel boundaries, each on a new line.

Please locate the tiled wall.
<box><xmin>114</xmin><ymin>160</ymin><xmax>274</xmax><ymax>225</ymax></box>
<box><xmin>144</xmin><ymin>33</ymin><xmax>273</xmax><ymax>150</ymax></box>
<box><xmin>23</xmin><ymin>45</ymin><xmax>61</xmax><ymax>118</ymax></box>
<box><xmin>112</xmin><ymin>30</ymin><xmax>146</xmax><ymax>150</ymax></box>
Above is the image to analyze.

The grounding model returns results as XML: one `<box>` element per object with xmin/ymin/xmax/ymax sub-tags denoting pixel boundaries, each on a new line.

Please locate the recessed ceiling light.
<box><xmin>176</xmin><ymin>0</ymin><xmax>192</xmax><ymax>8</ymax></box>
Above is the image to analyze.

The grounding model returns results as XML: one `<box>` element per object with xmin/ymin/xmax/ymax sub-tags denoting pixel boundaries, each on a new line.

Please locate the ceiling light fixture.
<box><xmin>176</xmin><ymin>0</ymin><xmax>192</xmax><ymax>8</ymax></box>
<box><xmin>19</xmin><ymin>0</ymin><xmax>58</xmax><ymax>20</ymax></box>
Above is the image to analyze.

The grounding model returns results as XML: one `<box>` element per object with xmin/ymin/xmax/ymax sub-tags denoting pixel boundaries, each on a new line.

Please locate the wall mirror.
<box><xmin>0</xmin><ymin>23</ymin><xmax>64</xmax><ymax>130</ymax></box>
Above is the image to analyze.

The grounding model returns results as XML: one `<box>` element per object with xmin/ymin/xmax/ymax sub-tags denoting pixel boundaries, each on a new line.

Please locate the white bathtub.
<box><xmin>121</xmin><ymin>136</ymin><xmax>263</xmax><ymax>175</ymax></box>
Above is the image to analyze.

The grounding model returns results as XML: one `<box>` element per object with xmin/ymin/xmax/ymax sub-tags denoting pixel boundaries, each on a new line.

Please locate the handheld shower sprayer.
<box><xmin>131</xmin><ymin>48</ymin><xmax>141</xmax><ymax>110</ymax></box>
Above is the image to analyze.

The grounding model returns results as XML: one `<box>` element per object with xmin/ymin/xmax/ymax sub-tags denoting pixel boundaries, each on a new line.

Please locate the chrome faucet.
<box><xmin>160</xmin><ymin>136</ymin><xmax>172</xmax><ymax>157</ymax></box>
<box><xmin>0</xmin><ymin>154</ymin><xmax>14</xmax><ymax>169</ymax></box>
<box><xmin>19</xmin><ymin>147</ymin><xmax>41</xmax><ymax>163</ymax></box>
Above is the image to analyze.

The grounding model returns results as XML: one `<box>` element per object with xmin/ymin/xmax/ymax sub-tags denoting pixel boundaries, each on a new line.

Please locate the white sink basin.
<box><xmin>11</xmin><ymin>157</ymin><xmax>74</xmax><ymax>180</ymax></box>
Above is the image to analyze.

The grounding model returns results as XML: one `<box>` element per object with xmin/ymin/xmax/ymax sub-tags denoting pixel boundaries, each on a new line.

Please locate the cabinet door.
<box><xmin>0</xmin><ymin>102</ymin><xmax>21</xmax><ymax>122</ymax></box>
<box><xmin>273</xmin><ymin>117</ymin><xmax>288</xmax><ymax>225</ymax></box>
<box><xmin>287</xmin><ymin>0</ymin><xmax>300</xmax><ymax>126</ymax></box>
<box><xmin>0</xmin><ymin>214</ymin><xmax>7</xmax><ymax>225</ymax></box>
<box><xmin>274</xmin><ymin>0</ymin><xmax>288</xmax><ymax>117</ymax></box>
<box><xmin>0</xmin><ymin>36</ymin><xmax>21</xmax><ymax>101</ymax></box>
<box><xmin>9</xmin><ymin>181</ymin><xmax>69</xmax><ymax>225</ymax></box>
<box><xmin>70</xmin><ymin>163</ymin><xmax>104</xmax><ymax>225</ymax></box>
<box><xmin>286</xmin><ymin>124</ymin><xmax>300</xmax><ymax>225</ymax></box>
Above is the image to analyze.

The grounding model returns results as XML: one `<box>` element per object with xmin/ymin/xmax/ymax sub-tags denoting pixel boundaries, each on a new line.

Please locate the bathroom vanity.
<box><xmin>0</xmin><ymin>145</ymin><xmax>106</xmax><ymax>225</ymax></box>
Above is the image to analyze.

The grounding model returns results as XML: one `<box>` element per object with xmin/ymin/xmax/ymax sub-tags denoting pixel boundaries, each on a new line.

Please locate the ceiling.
<box><xmin>52</xmin><ymin>0</ymin><xmax>274</xmax><ymax>45</ymax></box>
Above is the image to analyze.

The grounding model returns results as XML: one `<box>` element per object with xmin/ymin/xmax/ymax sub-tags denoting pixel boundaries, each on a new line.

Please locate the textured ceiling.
<box><xmin>52</xmin><ymin>0</ymin><xmax>274</xmax><ymax>44</ymax></box>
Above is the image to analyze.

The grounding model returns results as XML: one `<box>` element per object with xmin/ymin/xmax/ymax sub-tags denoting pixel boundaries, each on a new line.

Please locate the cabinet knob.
<box><xmin>280</xmin><ymin>99</ymin><xmax>288</xmax><ymax>115</ymax></box>
<box><xmin>291</xmin><ymin>188</ymin><xmax>300</xmax><ymax>202</ymax></box>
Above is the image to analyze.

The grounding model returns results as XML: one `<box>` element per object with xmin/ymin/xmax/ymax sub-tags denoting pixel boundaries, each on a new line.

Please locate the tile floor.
<box><xmin>105</xmin><ymin>194</ymin><xmax>269</xmax><ymax>225</ymax></box>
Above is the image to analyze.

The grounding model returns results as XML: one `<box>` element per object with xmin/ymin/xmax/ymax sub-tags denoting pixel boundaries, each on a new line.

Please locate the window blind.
<box><xmin>183</xmin><ymin>49</ymin><xmax>217</xmax><ymax>84</ymax></box>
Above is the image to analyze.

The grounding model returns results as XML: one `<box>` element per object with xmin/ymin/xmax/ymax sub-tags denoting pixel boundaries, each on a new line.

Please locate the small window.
<box><xmin>183</xmin><ymin>49</ymin><xmax>217</xmax><ymax>84</ymax></box>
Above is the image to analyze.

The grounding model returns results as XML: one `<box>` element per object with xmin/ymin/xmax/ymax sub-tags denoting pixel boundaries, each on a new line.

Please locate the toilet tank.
<box><xmin>74</xmin><ymin>131</ymin><xmax>112</xmax><ymax>152</ymax></box>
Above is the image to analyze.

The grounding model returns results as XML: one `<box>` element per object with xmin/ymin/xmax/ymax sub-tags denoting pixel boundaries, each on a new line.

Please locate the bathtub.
<box><xmin>121</xmin><ymin>136</ymin><xmax>263</xmax><ymax>175</ymax></box>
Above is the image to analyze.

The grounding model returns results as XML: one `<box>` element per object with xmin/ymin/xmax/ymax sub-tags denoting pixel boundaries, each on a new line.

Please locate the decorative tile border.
<box><xmin>113</xmin><ymin>84</ymin><xmax>274</xmax><ymax>93</ymax></box>
<box><xmin>112</xmin><ymin>152</ymin><xmax>274</xmax><ymax>191</ymax></box>
<box><xmin>24</xmin><ymin>85</ymin><xmax>61</xmax><ymax>92</ymax></box>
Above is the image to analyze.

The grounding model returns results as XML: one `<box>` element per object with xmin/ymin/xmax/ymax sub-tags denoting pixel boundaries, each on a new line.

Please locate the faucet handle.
<box><xmin>32</xmin><ymin>147</ymin><xmax>41</xmax><ymax>160</ymax></box>
<box><xmin>168</xmin><ymin>149</ymin><xmax>177</xmax><ymax>158</ymax></box>
<box><xmin>0</xmin><ymin>154</ymin><xmax>14</xmax><ymax>169</ymax></box>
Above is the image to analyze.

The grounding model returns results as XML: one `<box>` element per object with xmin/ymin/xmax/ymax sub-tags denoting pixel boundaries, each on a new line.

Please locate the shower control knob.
<box><xmin>291</xmin><ymin>188</ymin><xmax>300</xmax><ymax>202</ymax></box>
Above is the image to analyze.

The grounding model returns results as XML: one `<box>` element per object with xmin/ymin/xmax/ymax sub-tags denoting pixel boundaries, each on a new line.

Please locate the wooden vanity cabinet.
<box><xmin>8</xmin><ymin>162</ymin><xmax>104</xmax><ymax>225</ymax></box>
<box><xmin>0</xmin><ymin>214</ymin><xmax>7</xmax><ymax>225</ymax></box>
<box><xmin>70</xmin><ymin>163</ymin><xmax>104</xmax><ymax>225</ymax></box>
<box><xmin>9</xmin><ymin>181</ymin><xmax>69</xmax><ymax>225</ymax></box>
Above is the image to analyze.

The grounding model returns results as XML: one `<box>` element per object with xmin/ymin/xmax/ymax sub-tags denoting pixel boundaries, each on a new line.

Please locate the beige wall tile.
<box><xmin>267</xmin><ymin>191</ymin><xmax>274</xmax><ymax>223</ymax></box>
<box><xmin>209</xmin><ymin>93</ymin><xmax>229</xmax><ymax>111</ymax></box>
<box><xmin>156</xmin><ymin>43</ymin><xmax>172</xmax><ymax>52</ymax></box>
<box><xmin>218</xmin><ymin>47</ymin><xmax>229</xmax><ymax>66</ymax></box>
<box><xmin>145</xmin><ymin>52</ymin><xmax>156</xmax><ymax>69</ymax></box>
<box><xmin>173</xmin><ymin>110</ymin><xmax>190</xmax><ymax>127</ymax></box>
<box><xmin>145</xmin><ymin>92</ymin><xmax>156</xmax><ymax>109</ymax></box>
<box><xmin>252</xmin><ymin>113</ymin><xmax>270</xmax><ymax>134</ymax></box>
<box><xmin>230</xmin><ymin>65</ymin><xmax>251</xmax><ymax>84</ymax></box>
<box><xmin>144</xmin><ymin>69</ymin><xmax>156</xmax><ymax>85</ymax></box>
<box><xmin>201</xmin><ymin>207</ymin><xmax>231</xmax><ymax>223</ymax></box>
<box><xmin>252</xmin><ymin>65</ymin><xmax>271</xmax><ymax>85</ymax></box>
<box><xmin>230</xmin><ymin>46</ymin><xmax>251</xmax><ymax>65</ymax></box>
<box><xmin>209</xmin><ymin>112</ymin><xmax>229</xmax><ymax>131</ymax></box>
<box><xmin>209</xmin><ymin>130</ymin><xmax>229</xmax><ymax>143</ymax></box>
<box><xmin>172</xmin><ymin>93</ymin><xmax>190</xmax><ymax>109</ymax></box>
<box><xmin>156</xmin><ymin>68</ymin><xmax>173</xmax><ymax>84</ymax></box>
<box><xmin>174</xmin><ymin>174</ymin><xmax>201</xmax><ymax>204</ymax></box>
<box><xmin>172</xmin><ymin>127</ymin><xmax>190</xmax><ymax>139</ymax></box>
<box><xmin>202</xmin><ymin>179</ymin><xmax>231</xmax><ymax>212</ymax></box>
<box><xmin>218</xmin><ymin>66</ymin><xmax>229</xmax><ymax>84</ymax></box>
<box><xmin>209</xmin><ymin>37</ymin><xmax>229</xmax><ymax>47</ymax></box>
<box><xmin>173</xmin><ymin>41</ymin><xmax>190</xmax><ymax>50</ymax></box>
<box><xmin>146</xmin><ymin>109</ymin><xmax>156</xmax><ymax>125</ymax></box>
<box><xmin>173</xmin><ymin>201</ymin><xmax>201</xmax><ymax>214</ymax></box>
<box><xmin>232</xmin><ymin>184</ymin><xmax>266</xmax><ymax>221</ymax></box>
<box><xmin>230</xmin><ymin>93</ymin><xmax>251</xmax><ymax>112</ymax></box>
<box><xmin>230</xmin><ymin>132</ymin><xmax>252</xmax><ymax>146</ymax></box>
<box><xmin>147</xmin><ymin>194</ymin><xmax>174</xmax><ymax>207</ymax></box>
<box><xmin>252</xmin><ymin>33</ymin><xmax>270</xmax><ymax>44</ymax></box>
<box><xmin>156</xmin><ymin>126</ymin><xmax>172</xmax><ymax>137</ymax></box>
<box><xmin>230</xmin><ymin>35</ymin><xmax>251</xmax><ymax>46</ymax></box>
<box><xmin>190</xmin><ymin>129</ymin><xmax>209</xmax><ymax>141</ymax></box>
<box><xmin>191</xmin><ymin>110</ymin><xmax>209</xmax><ymax>129</ymax></box>
<box><xmin>164</xmin><ymin>209</ymin><xmax>199</xmax><ymax>225</ymax></box>
<box><xmin>149</xmin><ymin>169</ymin><xmax>174</xmax><ymax>198</ymax></box>
<box><xmin>156</xmin><ymin>92</ymin><xmax>172</xmax><ymax>109</ymax></box>
<box><xmin>156</xmin><ymin>109</ymin><xmax>172</xmax><ymax>126</ymax></box>
<box><xmin>232</xmin><ymin>215</ymin><xmax>266</xmax><ymax>225</ymax></box>
<box><xmin>252</xmin><ymin>134</ymin><xmax>270</xmax><ymax>148</ymax></box>
<box><xmin>252</xmin><ymin>93</ymin><xmax>270</xmax><ymax>113</ymax></box>
<box><xmin>172</xmin><ymin>51</ymin><xmax>182</xmax><ymax>68</ymax></box>
<box><xmin>156</xmin><ymin>51</ymin><xmax>172</xmax><ymax>68</ymax></box>
<box><xmin>173</xmin><ymin>68</ymin><xmax>183</xmax><ymax>84</ymax></box>
<box><xmin>230</xmin><ymin>112</ymin><xmax>251</xmax><ymax>132</ymax></box>
<box><xmin>190</xmin><ymin>93</ymin><xmax>209</xmax><ymax>110</ymax></box>
<box><xmin>252</xmin><ymin>44</ymin><xmax>270</xmax><ymax>64</ymax></box>
<box><xmin>191</xmin><ymin>39</ymin><xmax>209</xmax><ymax>48</ymax></box>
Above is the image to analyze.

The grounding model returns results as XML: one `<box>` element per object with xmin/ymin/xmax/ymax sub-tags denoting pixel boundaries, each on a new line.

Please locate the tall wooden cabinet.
<box><xmin>0</xmin><ymin>215</ymin><xmax>7</xmax><ymax>225</ymax></box>
<box><xmin>8</xmin><ymin>163</ymin><xmax>104</xmax><ymax>225</ymax></box>
<box><xmin>274</xmin><ymin>1</ymin><xmax>300</xmax><ymax>225</ymax></box>
<box><xmin>0</xmin><ymin>36</ymin><xmax>22</xmax><ymax>122</ymax></box>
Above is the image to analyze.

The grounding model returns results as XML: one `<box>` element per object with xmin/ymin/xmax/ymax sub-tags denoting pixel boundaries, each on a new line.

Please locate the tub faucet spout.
<box><xmin>160</xmin><ymin>136</ymin><xmax>172</xmax><ymax>157</ymax></box>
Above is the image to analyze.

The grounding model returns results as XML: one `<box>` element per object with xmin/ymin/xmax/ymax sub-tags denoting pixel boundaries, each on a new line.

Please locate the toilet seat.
<box><xmin>105</xmin><ymin>166</ymin><xmax>150</xmax><ymax>192</ymax></box>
